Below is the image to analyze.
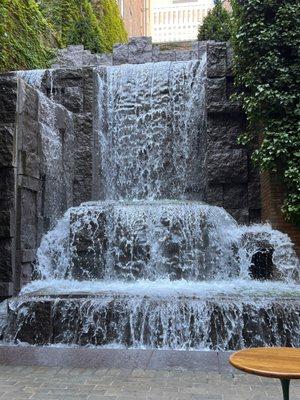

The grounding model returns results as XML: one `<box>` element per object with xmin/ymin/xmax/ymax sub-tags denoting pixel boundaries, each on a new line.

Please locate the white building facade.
<box><xmin>151</xmin><ymin>0</ymin><xmax>214</xmax><ymax>43</ymax></box>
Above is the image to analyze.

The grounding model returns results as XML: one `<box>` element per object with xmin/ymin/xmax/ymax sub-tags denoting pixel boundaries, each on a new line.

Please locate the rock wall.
<box><xmin>0</xmin><ymin>75</ymin><xmax>18</xmax><ymax>300</ymax></box>
<box><xmin>205</xmin><ymin>42</ymin><xmax>261</xmax><ymax>224</ymax></box>
<box><xmin>0</xmin><ymin>37</ymin><xmax>262</xmax><ymax>297</ymax></box>
<box><xmin>23</xmin><ymin>68</ymin><xmax>95</xmax><ymax>206</ymax></box>
<box><xmin>0</xmin><ymin>77</ymin><xmax>75</xmax><ymax>298</ymax></box>
<box><xmin>52</xmin><ymin>37</ymin><xmax>206</xmax><ymax>68</ymax></box>
<box><xmin>51</xmin><ymin>37</ymin><xmax>261</xmax><ymax>224</ymax></box>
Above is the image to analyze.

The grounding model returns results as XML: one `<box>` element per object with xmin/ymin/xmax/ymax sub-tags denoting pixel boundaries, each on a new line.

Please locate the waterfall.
<box><xmin>2</xmin><ymin>54</ymin><xmax>299</xmax><ymax>350</ymax></box>
<box><xmin>34</xmin><ymin>201</ymin><xmax>299</xmax><ymax>282</ymax></box>
<box><xmin>97</xmin><ymin>58</ymin><xmax>207</xmax><ymax>200</ymax></box>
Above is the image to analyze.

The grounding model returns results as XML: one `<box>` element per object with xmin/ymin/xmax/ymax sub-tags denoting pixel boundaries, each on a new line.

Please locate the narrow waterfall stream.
<box><xmin>2</xmin><ymin>56</ymin><xmax>299</xmax><ymax>350</ymax></box>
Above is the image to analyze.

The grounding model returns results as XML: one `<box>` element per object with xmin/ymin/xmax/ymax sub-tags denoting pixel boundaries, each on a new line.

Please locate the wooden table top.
<box><xmin>230</xmin><ymin>348</ymin><xmax>300</xmax><ymax>379</ymax></box>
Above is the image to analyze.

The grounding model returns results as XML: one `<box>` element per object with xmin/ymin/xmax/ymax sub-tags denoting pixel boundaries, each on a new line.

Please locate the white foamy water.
<box><xmin>17</xmin><ymin>69</ymin><xmax>55</xmax><ymax>97</ymax></box>
<box><xmin>17</xmin><ymin>69</ymin><xmax>46</xmax><ymax>89</ymax></box>
<box><xmin>97</xmin><ymin>58</ymin><xmax>207</xmax><ymax>200</ymax></box>
<box><xmin>35</xmin><ymin>201</ymin><xmax>299</xmax><ymax>282</ymax></box>
<box><xmin>21</xmin><ymin>278</ymin><xmax>300</xmax><ymax>299</ymax></box>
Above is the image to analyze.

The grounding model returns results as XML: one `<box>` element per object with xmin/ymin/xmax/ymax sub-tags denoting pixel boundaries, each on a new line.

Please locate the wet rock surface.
<box><xmin>2</xmin><ymin>295</ymin><xmax>299</xmax><ymax>350</ymax></box>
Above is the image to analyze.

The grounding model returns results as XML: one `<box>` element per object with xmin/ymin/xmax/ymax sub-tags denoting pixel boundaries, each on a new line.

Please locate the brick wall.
<box><xmin>261</xmin><ymin>172</ymin><xmax>300</xmax><ymax>255</ymax></box>
<box><xmin>121</xmin><ymin>0</ymin><xmax>147</xmax><ymax>37</ymax></box>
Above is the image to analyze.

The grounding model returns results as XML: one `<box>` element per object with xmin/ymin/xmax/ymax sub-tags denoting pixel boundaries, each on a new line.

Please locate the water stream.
<box><xmin>2</xmin><ymin>56</ymin><xmax>299</xmax><ymax>349</ymax></box>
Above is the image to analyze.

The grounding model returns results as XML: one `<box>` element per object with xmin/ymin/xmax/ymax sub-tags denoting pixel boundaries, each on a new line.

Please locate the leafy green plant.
<box><xmin>93</xmin><ymin>0</ymin><xmax>128</xmax><ymax>52</ymax></box>
<box><xmin>198</xmin><ymin>0</ymin><xmax>232</xmax><ymax>41</ymax></box>
<box><xmin>231</xmin><ymin>0</ymin><xmax>300</xmax><ymax>224</ymax></box>
<box><xmin>0</xmin><ymin>0</ymin><xmax>56</xmax><ymax>72</ymax></box>
<box><xmin>0</xmin><ymin>0</ymin><xmax>127</xmax><ymax>72</ymax></box>
<box><xmin>38</xmin><ymin>0</ymin><xmax>127</xmax><ymax>53</ymax></box>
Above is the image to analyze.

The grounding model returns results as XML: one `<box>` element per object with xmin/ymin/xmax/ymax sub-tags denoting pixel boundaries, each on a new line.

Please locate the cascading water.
<box><xmin>96</xmin><ymin>59</ymin><xmax>207</xmax><ymax>200</ymax></box>
<box><xmin>2</xmin><ymin>56</ymin><xmax>299</xmax><ymax>350</ymax></box>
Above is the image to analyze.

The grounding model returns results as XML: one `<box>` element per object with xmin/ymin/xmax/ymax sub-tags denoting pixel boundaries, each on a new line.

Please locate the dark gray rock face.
<box><xmin>3</xmin><ymin>295</ymin><xmax>299</xmax><ymax>350</ymax></box>
<box><xmin>0</xmin><ymin>75</ymin><xmax>18</xmax><ymax>298</ymax></box>
<box><xmin>0</xmin><ymin>37</ymin><xmax>262</xmax><ymax>296</ymax></box>
<box><xmin>205</xmin><ymin>42</ymin><xmax>260</xmax><ymax>224</ymax></box>
<box><xmin>53</xmin><ymin>38</ymin><xmax>215</xmax><ymax>68</ymax></box>
<box><xmin>0</xmin><ymin>77</ymin><xmax>75</xmax><ymax>296</ymax></box>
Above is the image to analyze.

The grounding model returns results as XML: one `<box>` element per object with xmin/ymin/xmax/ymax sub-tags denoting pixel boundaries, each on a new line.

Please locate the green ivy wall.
<box><xmin>0</xmin><ymin>0</ymin><xmax>128</xmax><ymax>72</ymax></box>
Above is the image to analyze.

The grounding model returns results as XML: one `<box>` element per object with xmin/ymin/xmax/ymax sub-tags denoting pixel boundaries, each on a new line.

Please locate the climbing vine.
<box><xmin>38</xmin><ymin>0</ymin><xmax>127</xmax><ymax>53</ymax></box>
<box><xmin>231</xmin><ymin>0</ymin><xmax>300</xmax><ymax>225</ymax></box>
<box><xmin>92</xmin><ymin>0</ymin><xmax>128</xmax><ymax>52</ymax></box>
<box><xmin>0</xmin><ymin>0</ymin><xmax>56</xmax><ymax>72</ymax></box>
<box><xmin>0</xmin><ymin>0</ymin><xmax>127</xmax><ymax>72</ymax></box>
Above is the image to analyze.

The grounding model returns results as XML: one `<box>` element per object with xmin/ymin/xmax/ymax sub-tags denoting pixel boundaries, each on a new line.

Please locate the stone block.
<box><xmin>206</xmin><ymin>185</ymin><xmax>223</xmax><ymax>206</ymax></box>
<box><xmin>51</xmin><ymin>68</ymin><xmax>83</xmax><ymax>84</ymax></box>
<box><xmin>113</xmin><ymin>43</ymin><xmax>129</xmax><ymax>65</ymax></box>
<box><xmin>57</xmin><ymin>51</ymin><xmax>84</xmax><ymax>68</ymax></box>
<box><xmin>0</xmin><ymin>239</ymin><xmax>13</xmax><ymax>281</ymax></box>
<box><xmin>207</xmin><ymin>42</ymin><xmax>227</xmax><ymax>78</ymax></box>
<box><xmin>0</xmin><ymin>211</ymin><xmax>14</xmax><ymax>238</ymax></box>
<box><xmin>19</xmin><ymin>151</ymin><xmax>40</xmax><ymax>179</ymax></box>
<box><xmin>48</xmin><ymin>69</ymin><xmax>84</xmax><ymax>112</ymax></box>
<box><xmin>129</xmin><ymin>37</ymin><xmax>152</xmax><ymax>64</ymax></box>
<box><xmin>223</xmin><ymin>184</ymin><xmax>248</xmax><ymax>209</ymax></box>
<box><xmin>158</xmin><ymin>50</ymin><xmax>176</xmax><ymax>62</ymax></box>
<box><xmin>6</xmin><ymin>299</ymin><xmax>52</xmax><ymax>345</ymax></box>
<box><xmin>63</xmin><ymin>86</ymin><xmax>83</xmax><ymax>113</ymax></box>
<box><xmin>20</xmin><ymin>188</ymin><xmax>37</xmax><ymax>249</ymax></box>
<box><xmin>175</xmin><ymin>50</ymin><xmax>192</xmax><ymax>61</ymax></box>
<box><xmin>82</xmin><ymin>68</ymin><xmax>94</xmax><ymax>113</ymax></box>
<box><xmin>191</xmin><ymin>41</ymin><xmax>207</xmax><ymax>60</ymax></box>
<box><xmin>0</xmin><ymin>124</ymin><xmax>14</xmax><ymax>167</ymax></box>
<box><xmin>207</xmin><ymin>117</ymin><xmax>242</xmax><ymax>150</ymax></box>
<box><xmin>91</xmin><ymin>53</ymin><xmax>113</xmax><ymax>66</ymax></box>
<box><xmin>0</xmin><ymin>75</ymin><xmax>18</xmax><ymax>123</ymax></box>
<box><xmin>207</xmin><ymin>149</ymin><xmax>248</xmax><ymax>184</ymax></box>
<box><xmin>0</xmin><ymin>281</ymin><xmax>14</xmax><ymax>297</ymax></box>
<box><xmin>18</xmin><ymin>175</ymin><xmax>39</xmax><ymax>192</ymax></box>
<box><xmin>152</xmin><ymin>45</ymin><xmax>160</xmax><ymax>62</ymax></box>
<box><xmin>227</xmin><ymin>208</ymin><xmax>249</xmax><ymax>224</ymax></box>
<box><xmin>21</xmin><ymin>188</ymin><xmax>36</xmax><ymax>225</ymax></box>
<box><xmin>207</xmin><ymin>100</ymin><xmax>242</xmax><ymax>115</ymax></box>
<box><xmin>206</xmin><ymin>78</ymin><xmax>227</xmax><ymax>106</ymax></box>
<box><xmin>20</xmin><ymin>263</ymin><xmax>33</xmax><ymax>287</ymax></box>
<box><xmin>20</xmin><ymin>249</ymin><xmax>36</xmax><ymax>263</ymax></box>
<box><xmin>73</xmin><ymin>114</ymin><xmax>93</xmax><ymax>205</ymax></box>
<box><xmin>20</xmin><ymin>118</ymin><xmax>39</xmax><ymax>154</ymax></box>
<box><xmin>22</xmin><ymin>84</ymin><xmax>39</xmax><ymax>120</ymax></box>
<box><xmin>0</xmin><ymin>167</ymin><xmax>15</xmax><ymax>211</ymax></box>
<box><xmin>3</xmin><ymin>295</ymin><xmax>299</xmax><ymax>348</ymax></box>
<box><xmin>20</xmin><ymin>224</ymin><xmax>37</xmax><ymax>250</ymax></box>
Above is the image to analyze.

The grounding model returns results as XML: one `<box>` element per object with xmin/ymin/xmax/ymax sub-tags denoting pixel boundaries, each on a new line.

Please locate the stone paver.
<box><xmin>0</xmin><ymin>365</ymin><xmax>300</xmax><ymax>400</ymax></box>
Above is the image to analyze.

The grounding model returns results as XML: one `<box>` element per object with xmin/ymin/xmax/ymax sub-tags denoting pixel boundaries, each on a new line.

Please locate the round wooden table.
<box><xmin>230</xmin><ymin>348</ymin><xmax>300</xmax><ymax>400</ymax></box>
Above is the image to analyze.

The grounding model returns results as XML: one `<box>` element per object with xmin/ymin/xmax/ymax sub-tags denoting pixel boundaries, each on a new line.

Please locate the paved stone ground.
<box><xmin>0</xmin><ymin>365</ymin><xmax>300</xmax><ymax>400</ymax></box>
<box><xmin>0</xmin><ymin>348</ymin><xmax>300</xmax><ymax>400</ymax></box>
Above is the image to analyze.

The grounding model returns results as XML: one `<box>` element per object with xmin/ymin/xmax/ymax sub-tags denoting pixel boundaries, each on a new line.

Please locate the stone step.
<box><xmin>2</xmin><ymin>294</ymin><xmax>299</xmax><ymax>349</ymax></box>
